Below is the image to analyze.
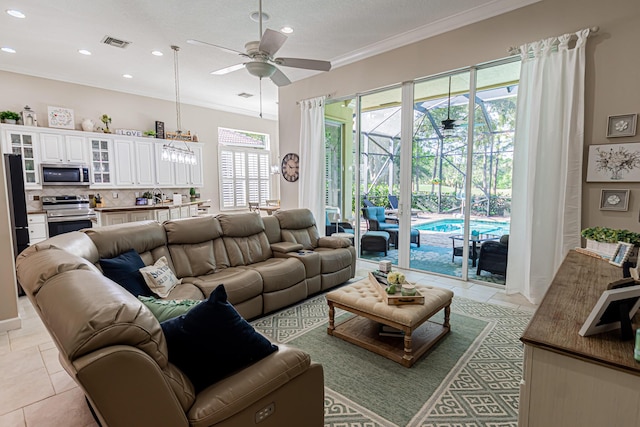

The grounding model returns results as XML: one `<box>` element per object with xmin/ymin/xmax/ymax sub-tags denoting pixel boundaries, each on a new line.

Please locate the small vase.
<box><xmin>3</xmin><ymin>119</ymin><xmax>16</xmax><ymax>124</ymax></box>
<box><xmin>81</xmin><ymin>119</ymin><xmax>95</xmax><ymax>132</ymax></box>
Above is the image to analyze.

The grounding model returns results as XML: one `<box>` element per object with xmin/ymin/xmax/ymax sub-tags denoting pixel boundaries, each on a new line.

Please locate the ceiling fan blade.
<box><xmin>259</xmin><ymin>29</ymin><xmax>287</xmax><ymax>56</ymax></box>
<box><xmin>186</xmin><ymin>39</ymin><xmax>244</xmax><ymax>56</ymax></box>
<box><xmin>210</xmin><ymin>63</ymin><xmax>246</xmax><ymax>75</ymax></box>
<box><xmin>270</xmin><ymin>67</ymin><xmax>291</xmax><ymax>87</ymax></box>
<box><xmin>274</xmin><ymin>57</ymin><xmax>332</xmax><ymax>72</ymax></box>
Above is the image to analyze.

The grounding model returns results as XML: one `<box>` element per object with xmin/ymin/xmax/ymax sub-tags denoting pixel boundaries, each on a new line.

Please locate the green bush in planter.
<box><xmin>0</xmin><ymin>111</ymin><xmax>20</xmax><ymax>121</ymax></box>
<box><xmin>581</xmin><ymin>227</ymin><xmax>640</xmax><ymax>246</ymax></box>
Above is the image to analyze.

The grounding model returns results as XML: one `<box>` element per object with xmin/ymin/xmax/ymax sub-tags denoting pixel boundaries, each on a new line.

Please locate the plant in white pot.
<box><xmin>0</xmin><ymin>110</ymin><xmax>20</xmax><ymax>124</ymax></box>
<box><xmin>581</xmin><ymin>227</ymin><xmax>640</xmax><ymax>259</ymax></box>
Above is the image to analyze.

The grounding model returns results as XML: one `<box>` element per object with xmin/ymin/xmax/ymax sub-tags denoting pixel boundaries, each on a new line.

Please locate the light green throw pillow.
<box><xmin>138</xmin><ymin>296</ymin><xmax>202</xmax><ymax>322</ymax></box>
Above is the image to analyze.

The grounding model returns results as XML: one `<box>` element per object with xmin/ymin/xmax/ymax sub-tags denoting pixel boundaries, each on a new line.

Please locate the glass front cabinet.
<box><xmin>89</xmin><ymin>137</ymin><xmax>114</xmax><ymax>187</ymax></box>
<box><xmin>5</xmin><ymin>130</ymin><xmax>40</xmax><ymax>188</ymax></box>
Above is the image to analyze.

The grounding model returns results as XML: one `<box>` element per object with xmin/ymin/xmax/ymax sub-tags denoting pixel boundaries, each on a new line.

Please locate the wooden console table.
<box><xmin>519</xmin><ymin>250</ymin><xmax>640</xmax><ymax>427</ymax></box>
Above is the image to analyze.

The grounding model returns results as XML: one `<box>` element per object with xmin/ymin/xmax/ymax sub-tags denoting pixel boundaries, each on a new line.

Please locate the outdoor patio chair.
<box><xmin>325</xmin><ymin>211</ymin><xmax>354</xmax><ymax>236</ymax></box>
<box><xmin>362</xmin><ymin>207</ymin><xmax>399</xmax><ymax>232</ymax></box>
<box><xmin>476</xmin><ymin>235</ymin><xmax>509</xmax><ymax>277</ymax></box>
<box><xmin>362</xmin><ymin>197</ymin><xmax>376</xmax><ymax>208</ymax></box>
<box><xmin>388</xmin><ymin>194</ymin><xmax>420</xmax><ymax>216</ymax></box>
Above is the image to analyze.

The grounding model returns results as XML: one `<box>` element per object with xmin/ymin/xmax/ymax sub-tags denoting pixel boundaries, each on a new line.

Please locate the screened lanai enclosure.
<box><xmin>324</xmin><ymin>60</ymin><xmax>520</xmax><ymax>285</ymax></box>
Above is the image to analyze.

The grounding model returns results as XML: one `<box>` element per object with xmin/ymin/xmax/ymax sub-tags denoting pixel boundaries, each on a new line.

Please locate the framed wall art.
<box><xmin>607</xmin><ymin>113</ymin><xmax>637</xmax><ymax>138</ymax></box>
<box><xmin>599</xmin><ymin>189</ymin><xmax>629</xmax><ymax>211</ymax></box>
<box><xmin>586</xmin><ymin>143</ymin><xmax>640</xmax><ymax>182</ymax></box>
<box><xmin>609</xmin><ymin>242</ymin><xmax>635</xmax><ymax>267</ymax></box>
<box><xmin>47</xmin><ymin>106</ymin><xmax>75</xmax><ymax>129</ymax></box>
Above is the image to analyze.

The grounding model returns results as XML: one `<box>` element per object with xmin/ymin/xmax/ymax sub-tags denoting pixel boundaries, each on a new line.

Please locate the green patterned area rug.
<box><xmin>252</xmin><ymin>284</ymin><xmax>531</xmax><ymax>427</ymax></box>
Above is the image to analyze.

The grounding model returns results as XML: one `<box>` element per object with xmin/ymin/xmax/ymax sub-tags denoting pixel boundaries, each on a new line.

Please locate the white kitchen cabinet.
<box><xmin>40</xmin><ymin>133</ymin><xmax>88</xmax><ymax>164</ymax></box>
<box><xmin>189</xmin><ymin>205</ymin><xmax>198</xmax><ymax>217</ymax></box>
<box><xmin>169</xmin><ymin>207</ymin><xmax>181</xmax><ymax>219</ymax></box>
<box><xmin>174</xmin><ymin>144</ymin><xmax>203</xmax><ymax>187</ymax></box>
<box><xmin>89</xmin><ymin>137</ymin><xmax>114</xmax><ymax>188</ymax></box>
<box><xmin>134</xmin><ymin>139</ymin><xmax>156</xmax><ymax>187</ymax></box>
<box><xmin>100</xmin><ymin>212</ymin><xmax>129</xmax><ymax>226</ymax></box>
<box><xmin>155</xmin><ymin>141</ymin><xmax>174</xmax><ymax>187</ymax></box>
<box><xmin>129</xmin><ymin>210</ymin><xmax>154</xmax><ymax>222</ymax></box>
<box><xmin>155</xmin><ymin>209</ymin><xmax>170</xmax><ymax>223</ymax></box>
<box><xmin>2</xmin><ymin>127</ymin><xmax>41</xmax><ymax>188</ymax></box>
<box><xmin>179</xmin><ymin>206</ymin><xmax>189</xmax><ymax>218</ymax></box>
<box><xmin>113</xmin><ymin>139</ymin><xmax>136</xmax><ymax>187</ymax></box>
<box><xmin>27</xmin><ymin>213</ymin><xmax>48</xmax><ymax>244</ymax></box>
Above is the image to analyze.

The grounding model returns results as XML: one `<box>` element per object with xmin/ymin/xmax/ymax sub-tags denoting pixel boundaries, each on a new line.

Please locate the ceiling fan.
<box><xmin>187</xmin><ymin>0</ymin><xmax>332</xmax><ymax>87</ymax></box>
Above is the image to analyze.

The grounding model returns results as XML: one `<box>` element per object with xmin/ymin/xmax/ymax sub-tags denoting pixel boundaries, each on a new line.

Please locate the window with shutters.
<box><xmin>218</xmin><ymin>128</ymin><xmax>271</xmax><ymax>210</ymax></box>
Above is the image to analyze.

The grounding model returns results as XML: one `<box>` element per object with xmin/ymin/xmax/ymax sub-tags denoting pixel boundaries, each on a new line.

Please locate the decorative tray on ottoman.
<box><xmin>368</xmin><ymin>272</ymin><xmax>425</xmax><ymax>305</ymax></box>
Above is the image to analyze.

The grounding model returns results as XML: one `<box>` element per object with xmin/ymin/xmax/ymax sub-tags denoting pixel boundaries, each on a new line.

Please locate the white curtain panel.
<box><xmin>298</xmin><ymin>96</ymin><xmax>326</xmax><ymax>234</ymax></box>
<box><xmin>506</xmin><ymin>29</ymin><xmax>590</xmax><ymax>303</ymax></box>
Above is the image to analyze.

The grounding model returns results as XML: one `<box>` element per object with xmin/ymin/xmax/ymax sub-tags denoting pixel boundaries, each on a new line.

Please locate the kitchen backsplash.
<box><xmin>26</xmin><ymin>187</ymin><xmax>193</xmax><ymax>211</ymax></box>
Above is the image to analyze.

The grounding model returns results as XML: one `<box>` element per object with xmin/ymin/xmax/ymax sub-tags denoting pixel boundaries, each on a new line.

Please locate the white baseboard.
<box><xmin>0</xmin><ymin>316</ymin><xmax>22</xmax><ymax>333</ymax></box>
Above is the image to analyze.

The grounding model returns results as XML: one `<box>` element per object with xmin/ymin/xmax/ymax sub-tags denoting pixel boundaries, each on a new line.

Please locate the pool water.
<box><xmin>416</xmin><ymin>219</ymin><xmax>510</xmax><ymax>236</ymax></box>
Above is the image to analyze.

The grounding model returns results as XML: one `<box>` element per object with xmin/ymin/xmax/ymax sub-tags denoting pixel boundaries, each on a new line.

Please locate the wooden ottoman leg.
<box><xmin>327</xmin><ymin>301</ymin><xmax>336</xmax><ymax>335</ymax></box>
<box><xmin>403</xmin><ymin>328</ymin><xmax>413</xmax><ymax>367</ymax></box>
<box><xmin>443</xmin><ymin>303</ymin><xmax>451</xmax><ymax>329</ymax></box>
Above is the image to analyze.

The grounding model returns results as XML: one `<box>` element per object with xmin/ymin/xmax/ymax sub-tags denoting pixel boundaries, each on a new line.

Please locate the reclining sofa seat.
<box><xmin>15</xmin><ymin>220</ymin><xmax>325</xmax><ymax>426</ymax></box>
<box><xmin>274</xmin><ymin>208</ymin><xmax>356</xmax><ymax>292</ymax></box>
<box><xmin>163</xmin><ymin>215</ymin><xmax>265</xmax><ymax>319</ymax></box>
<box><xmin>216</xmin><ymin>212</ymin><xmax>307</xmax><ymax>315</ymax></box>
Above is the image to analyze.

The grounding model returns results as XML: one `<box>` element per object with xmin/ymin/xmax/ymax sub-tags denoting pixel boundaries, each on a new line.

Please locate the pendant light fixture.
<box><xmin>441</xmin><ymin>76</ymin><xmax>456</xmax><ymax>137</ymax></box>
<box><xmin>162</xmin><ymin>45</ymin><xmax>197</xmax><ymax>165</ymax></box>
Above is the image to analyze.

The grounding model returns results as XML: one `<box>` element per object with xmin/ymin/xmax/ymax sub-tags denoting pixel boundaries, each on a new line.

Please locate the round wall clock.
<box><xmin>281</xmin><ymin>153</ymin><xmax>300</xmax><ymax>182</ymax></box>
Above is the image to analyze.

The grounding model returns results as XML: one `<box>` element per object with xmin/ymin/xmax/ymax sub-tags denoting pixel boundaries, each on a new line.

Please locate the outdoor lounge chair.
<box><xmin>362</xmin><ymin>207</ymin><xmax>399</xmax><ymax>232</ymax></box>
<box><xmin>476</xmin><ymin>235</ymin><xmax>509</xmax><ymax>277</ymax></box>
<box><xmin>388</xmin><ymin>194</ymin><xmax>419</xmax><ymax>216</ymax></box>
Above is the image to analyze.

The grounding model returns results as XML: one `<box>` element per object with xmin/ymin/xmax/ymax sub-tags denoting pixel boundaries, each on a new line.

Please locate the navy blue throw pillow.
<box><xmin>161</xmin><ymin>285</ymin><xmax>278</xmax><ymax>392</ymax></box>
<box><xmin>99</xmin><ymin>249</ymin><xmax>154</xmax><ymax>297</ymax></box>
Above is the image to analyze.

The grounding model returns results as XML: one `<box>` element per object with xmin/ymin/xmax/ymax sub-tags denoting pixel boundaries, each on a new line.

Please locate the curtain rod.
<box><xmin>508</xmin><ymin>26</ymin><xmax>599</xmax><ymax>56</ymax></box>
<box><xmin>296</xmin><ymin>92</ymin><xmax>335</xmax><ymax>105</ymax></box>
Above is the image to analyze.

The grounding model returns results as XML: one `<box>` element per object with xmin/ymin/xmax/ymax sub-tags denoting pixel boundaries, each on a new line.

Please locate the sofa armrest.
<box><xmin>188</xmin><ymin>345</ymin><xmax>314</xmax><ymax>425</ymax></box>
<box><xmin>318</xmin><ymin>236</ymin><xmax>351</xmax><ymax>248</ymax></box>
<box><xmin>271</xmin><ymin>242</ymin><xmax>304</xmax><ymax>253</ymax></box>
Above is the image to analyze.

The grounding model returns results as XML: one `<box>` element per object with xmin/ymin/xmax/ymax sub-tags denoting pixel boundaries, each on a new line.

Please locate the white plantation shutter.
<box><xmin>219</xmin><ymin>147</ymin><xmax>271</xmax><ymax>209</ymax></box>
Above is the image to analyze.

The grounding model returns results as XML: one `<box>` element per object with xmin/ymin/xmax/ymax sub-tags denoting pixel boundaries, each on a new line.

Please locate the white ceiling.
<box><xmin>0</xmin><ymin>0</ymin><xmax>537</xmax><ymax>120</ymax></box>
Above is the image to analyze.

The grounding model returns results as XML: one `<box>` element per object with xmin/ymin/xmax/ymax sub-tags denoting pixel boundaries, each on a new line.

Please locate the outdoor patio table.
<box><xmin>450</xmin><ymin>234</ymin><xmax>499</xmax><ymax>267</ymax></box>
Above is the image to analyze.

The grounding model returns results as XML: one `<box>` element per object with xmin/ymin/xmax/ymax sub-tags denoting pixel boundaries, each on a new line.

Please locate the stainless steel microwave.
<box><xmin>41</xmin><ymin>163</ymin><xmax>90</xmax><ymax>186</ymax></box>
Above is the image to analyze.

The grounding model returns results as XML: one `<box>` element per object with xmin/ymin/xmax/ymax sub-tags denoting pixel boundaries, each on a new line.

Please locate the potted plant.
<box><xmin>581</xmin><ymin>227</ymin><xmax>640</xmax><ymax>258</ymax></box>
<box><xmin>189</xmin><ymin>187</ymin><xmax>197</xmax><ymax>201</ymax></box>
<box><xmin>142</xmin><ymin>191</ymin><xmax>154</xmax><ymax>206</ymax></box>
<box><xmin>0</xmin><ymin>110</ymin><xmax>21</xmax><ymax>124</ymax></box>
<box><xmin>100</xmin><ymin>114</ymin><xmax>112</xmax><ymax>133</ymax></box>
<box><xmin>144</xmin><ymin>130</ymin><xmax>156</xmax><ymax>137</ymax></box>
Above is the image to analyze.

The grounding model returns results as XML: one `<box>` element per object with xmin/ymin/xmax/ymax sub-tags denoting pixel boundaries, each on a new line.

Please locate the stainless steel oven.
<box><xmin>42</xmin><ymin>195</ymin><xmax>96</xmax><ymax>237</ymax></box>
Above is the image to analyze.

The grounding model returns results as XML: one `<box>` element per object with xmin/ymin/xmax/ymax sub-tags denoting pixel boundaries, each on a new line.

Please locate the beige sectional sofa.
<box><xmin>15</xmin><ymin>208</ymin><xmax>355</xmax><ymax>427</ymax></box>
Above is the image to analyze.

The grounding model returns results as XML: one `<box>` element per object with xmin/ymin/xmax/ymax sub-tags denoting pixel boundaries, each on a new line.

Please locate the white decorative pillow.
<box><xmin>139</xmin><ymin>256</ymin><xmax>182</xmax><ymax>298</ymax></box>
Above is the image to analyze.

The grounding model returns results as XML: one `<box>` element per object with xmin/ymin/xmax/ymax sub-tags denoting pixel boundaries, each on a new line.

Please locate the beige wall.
<box><xmin>0</xmin><ymin>154</ymin><xmax>20</xmax><ymax>331</ymax></box>
<box><xmin>0</xmin><ymin>71</ymin><xmax>278</xmax><ymax>327</ymax></box>
<box><xmin>279</xmin><ymin>0</ymin><xmax>640</xmax><ymax>234</ymax></box>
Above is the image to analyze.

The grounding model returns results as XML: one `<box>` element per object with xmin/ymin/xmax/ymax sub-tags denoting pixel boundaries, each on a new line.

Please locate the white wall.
<box><xmin>278</xmin><ymin>0</ymin><xmax>640</xmax><ymax>234</ymax></box>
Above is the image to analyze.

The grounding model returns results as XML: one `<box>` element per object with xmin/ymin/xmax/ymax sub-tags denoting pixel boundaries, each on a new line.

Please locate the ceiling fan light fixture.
<box><xmin>249</xmin><ymin>11</ymin><xmax>270</xmax><ymax>23</ymax></box>
<box><xmin>245</xmin><ymin>61</ymin><xmax>276</xmax><ymax>78</ymax></box>
<box><xmin>441</xmin><ymin>76</ymin><xmax>457</xmax><ymax>137</ymax></box>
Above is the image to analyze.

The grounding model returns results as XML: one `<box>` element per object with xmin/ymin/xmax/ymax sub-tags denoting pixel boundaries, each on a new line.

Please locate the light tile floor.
<box><xmin>0</xmin><ymin>262</ymin><xmax>537</xmax><ymax>427</ymax></box>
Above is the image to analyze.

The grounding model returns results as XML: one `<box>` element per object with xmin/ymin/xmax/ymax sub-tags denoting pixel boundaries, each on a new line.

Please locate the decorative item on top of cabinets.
<box><xmin>281</xmin><ymin>152</ymin><xmax>300</xmax><ymax>182</ymax></box>
<box><xmin>81</xmin><ymin>118</ymin><xmax>95</xmax><ymax>132</ymax></box>
<box><xmin>100</xmin><ymin>114</ymin><xmax>112</xmax><ymax>133</ymax></box>
<box><xmin>144</xmin><ymin>130</ymin><xmax>156</xmax><ymax>137</ymax></box>
<box><xmin>155</xmin><ymin>121</ymin><xmax>164</xmax><ymax>139</ymax></box>
<box><xmin>0</xmin><ymin>110</ymin><xmax>20</xmax><ymax>124</ymax></box>
<box><xmin>47</xmin><ymin>106</ymin><xmax>75</xmax><ymax>129</ymax></box>
<box><xmin>21</xmin><ymin>106</ymin><xmax>37</xmax><ymax>126</ymax></box>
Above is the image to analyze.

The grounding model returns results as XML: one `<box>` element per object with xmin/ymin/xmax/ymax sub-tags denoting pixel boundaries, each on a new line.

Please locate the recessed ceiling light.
<box><xmin>151</xmin><ymin>50</ymin><xmax>163</xmax><ymax>56</ymax></box>
<box><xmin>78</xmin><ymin>49</ymin><xmax>92</xmax><ymax>56</ymax></box>
<box><xmin>249</xmin><ymin>11</ymin><xmax>270</xmax><ymax>22</ymax></box>
<box><xmin>6</xmin><ymin>9</ymin><xmax>25</xmax><ymax>19</ymax></box>
<box><xmin>1</xmin><ymin>47</ymin><xmax>16</xmax><ymax>54</ymax></box>
<box><xmin>281</xmin><ymin>26</ymin><xmax>294</xmax><ymax>34</ymax></box>
<box><xmin>122</xmin><ymin>74</ymin><xmax>133</xmax><ymax>79</ymax></box>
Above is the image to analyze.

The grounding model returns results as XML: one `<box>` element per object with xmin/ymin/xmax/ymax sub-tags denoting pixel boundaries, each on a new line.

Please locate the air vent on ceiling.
<box><xmin>238</xmin><ymin>92</ymin><xmax>254</xmax><ymax>98</ymax></box>
<box><xmin>101</xmin><ymin>36</ymin><xmax>131</xmax><ymax>49</ymax></box>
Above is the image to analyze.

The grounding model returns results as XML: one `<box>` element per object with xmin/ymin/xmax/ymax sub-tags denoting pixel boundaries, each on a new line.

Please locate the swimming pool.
<box><xmin>415</xmin><ymin>219</ymin><xmax>510</xmax><ymax>236</ymax></box>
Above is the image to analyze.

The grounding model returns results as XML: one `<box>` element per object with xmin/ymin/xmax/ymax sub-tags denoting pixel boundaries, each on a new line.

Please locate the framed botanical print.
<box><xmin>586</xmin><ymin>143</ymin><xmax>640</xmax><ymax>182</ymax></box>
<box><xmin>607</xmin><ymin>114</ymin><xmax>637</xmax><ymax>138</ymax></box>
<box><xmin>599</xmin><ymin>189</ymin><xmax>629</xmax><ymax>211</ymax></box>
<box><xmin>47</xmin><ymin>106</ymin><xmax>75</xmax><ymax>129</ymax></box>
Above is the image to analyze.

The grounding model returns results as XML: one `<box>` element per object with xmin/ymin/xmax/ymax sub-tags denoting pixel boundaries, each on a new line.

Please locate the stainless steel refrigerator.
<box><xmin>4</xmin><ymin>154</ymin><xmax>29</xmax><ymax>296</ymax></box>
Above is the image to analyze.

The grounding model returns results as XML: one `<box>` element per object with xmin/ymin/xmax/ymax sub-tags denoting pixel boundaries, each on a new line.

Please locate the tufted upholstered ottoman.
<box><xmin>326</xmin><ymin>276</ymin><xmax>453</xmax><ymax>367</ymax></box>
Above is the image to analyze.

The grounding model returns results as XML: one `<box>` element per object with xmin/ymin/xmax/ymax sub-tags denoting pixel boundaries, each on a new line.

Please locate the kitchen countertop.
<box><xmin>94</xmin><ymin>199</ymin><xmax>210</xmax><ymax>213</ymax></box>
